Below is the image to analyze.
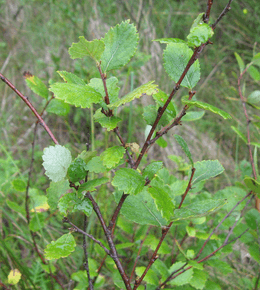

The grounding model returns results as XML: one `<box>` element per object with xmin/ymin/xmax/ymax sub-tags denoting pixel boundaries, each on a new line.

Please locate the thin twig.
<box><xmin>85</xmin><ymin>192</ymin><xmax>132</xmax><ymax>290</ymax></box>
<box><xmin>83</xmin><ymin>215</ymin><xmax>94</xmax><ymax>290</ymax></box>
<box><xmin>211</xmin><ymin>0</ymin><xmax>233</xmax><ymax>30</ymax></box>
<box><xmin>194</xmin><ymin>191</ymin><xmax>252</xmax><ymax>260</ymax></box>
<box><xmin>0</xmin><ymin>73</ymin><xmax>59</xmax><ymax>144</ymax></box>
<box><xmin>178</xmin><ymin>168</ymin><xmax>196</xmax><ymax>209</ymax></box>
<box><xmin>130</xmin><ymin>226</ymin><xmax>152</xmax><ymax>282</ymax></box>
<box><xmin>63</xmin><ymin>217</ymin><xmax>110</xmax><ymax>255</ymax></box>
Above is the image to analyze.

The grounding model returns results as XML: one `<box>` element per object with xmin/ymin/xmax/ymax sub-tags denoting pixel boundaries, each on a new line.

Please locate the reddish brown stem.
<box><xmin>178</xmin><ymin>168</ymin><xmax>196</xmax><ymax>209</ymax></box>
<box><xmin>0</xmin><ymin>73</ymin><xmax>59</xmax><ymax>144</ymax></box>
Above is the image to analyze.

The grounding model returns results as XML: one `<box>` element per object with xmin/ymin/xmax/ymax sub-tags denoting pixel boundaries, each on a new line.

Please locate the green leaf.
<box><xmin>25</xmin><ymin>75</ymin><xmax>49</xmax><ymax>99</ymax></box>
<box><xmin>170</xmin><ymin>180</ymin><xmax>189</xmax><ymax>197</ymax></box>
<box><xmin>182</xmin><ymin>110</ymin><xmax>205</xmax><ymax>121</ymax></box>
<box><xmin>6</xmin><ymin>200</ymin><xmax>26</xmax><ymax>215</ymax></box>
<box><xmin>29</xmin><ymin>213</ymin><xmax>45</xmax><ymax>232</ymax></box>
<box><xmin>101</xmin><ymin>20</ymin><xmax>139</xmax><ymax>72</ymax></box>
<box><xmin>85</xmin><ymin>156</ymin><xmax>108</xmax><ymax>173</ymax></box>
<box><xmin>49</xmin><ymin>83</ymin><xmax>102</xmax><ymax>108</ymax></box>
<box><xmin>172</xmin><ymin>199</ymin><xmax>226</xmax><ymax>221</ymax></box>
<box><xmin>100</xmin><ymin>146</ymin><xmax>125</xmax><ymax>168</ymax></box>
<box><xmin>244</xmin><ymin>208</ymin><xmax>260</xmax><ymax>230</ymax></box>
<box><xmin>247</xmin><ymin>90</ymin><xmax>260</xmax><ymax>104</ymax></box>
<box><xmin>244</xmin><ymin>176</ymin><xmax>260</xmax><ymax>194</ymax></box>
<box><xmin>58</xmin><ymin>191</ymin><xmax>92</xmax><ymax>216</ymax></box>
<box><xmin>248</xmin><ymin>65</ymin><xmax>260</xmax><ymax>81</ymax></box>
<box><xmin>46</xmin><ymin>99</ymin><xmax>70</xmax><ymax>116</ymax></box>
<box><xmin>143</xmin><ymin>161</ymin><xmax>163</xmax><ymax>180</ymax></box>
<box><xmin>248</xmin><ymin>243</ymin><xmax>260</xmax><ymax>263</ymax></box>
<box><xmin>47</xmin><ymin>180</ymin><xmax>70</xmax><ymax>209</ymax></box>
<box><xmin>67</xmin><ymin>158</ymin><xmax>88</xmax><ymax>183</ymax></box>
<box><xmin>78</xmin><ymin>150</ymin><xmax>97</xmax><ymax>164</ymax></box>
<box><xmin>114</xmin><ymin>189</ymin><xmax>167</xmax><ymax>226</ymax></box>
<box><xmin>42</xmin><ymin>145</ymin><xmax>72</xmax><ymax>182</ymax></box>
<box><xmin>163</xmin><ymin>43</ymin><xmax>200</xmax><ymax>89</ymax></box>
<box><xmin>187</xmin><ymin>23</ymin><xmax>214</xmax><ymax>47</ymax></box>
<box><xmin>94</xmin><ymin>109</ymin><xmax>121</xmax><ymax>131</ymax></box>
<box><xmin>169</xmin><ymin>262</ymin><xmax>193</xmax><ymax>286</ymax></box>
<box><xmin>68</xmin><ymin>37</ymin><xmax>105</xmax><ymax>61</ymax></box>
<box><xmin>108</xmin><ymin>81</ymin><xmax>158</xmax><ymax>108</ymax></box>
<box><xmin>190</xmin><ymin>12</ymin><xmax>204</xmax><ymax>30</ymax></box>
<box><xmin>231</xmin><ymin>126</ymin><xmax>247</xmax><ymax>143</ymax></box>
<box><xmin>154</xmin><ymin>38</ymin><xmax>186</xmax><ymax>44</ymax></box>
<box><xmin>152</xmin><ymin>259</ymin><xmax>170</xmax><ymax>281</ymax></box>
<box><xmin>192</xmin><ymin>160</ymin><xmax>224</xmax><ymax>184</ymax></box>
<box><xmin>174</xmin><ymin>134</ymin><xmax>193</xmax><ymax>167</ymax></box>
<box><xmin>135</xmin><ymin>267</ymin><xmax>159</xmax><ymax>285</ymax></box>
<box><xmin>148</xmin><ymin>184</ymin><xmax>175</xmax><ymax>221</ymax></box>
<box><xmin>89</xmin><ymin>77</ymin><xmax>120</xmax><ymax>106</ymax></box>
<box><xmin>189</xmin><ymin>268</ymin><xmax>208</xmax><ymax>289</ymax></box>
<box><xmin>252</xmin><ymin>52</ymin><xmax>260</xmax><ymax>67</ymax></box>
<box><xmin>57</xmin><ymin>71</ymin><xmax>86</xmax><ymax>85</ymax></box>
<box><xmin>153</xmin><ymin>89</ymin><xmax>176</xmax><ymax>118</ymax></box>
<box><xmin>143</xmin><ymin>104</ymin><xmax>157</xmax><ymax>125</ymax></box>
<box><xmin>30</xmin><ymin>194</ymin><xmax>49</xmax><ymax>212</ymax></box>
<box><xmin>204</xmin><ymin>281</ymin><xmax>222</xmax><ymax>290</ymax></box>
<box><xmin>12</xmin><ymin>179</ymin><xmax>26</xmax><ymax>192</ymax></box>
<box><xmin>207</xmin><ymin>259</ymin><xmax>233</xmax><ymax>275</ymax></box>
<box><xmin>78</xmin><ymin>177</ymin><xmax>108</xmax><ymax>194</ymax></box>
<box><xmin>44</xmin><ymin>233</ymin><xmax>76</xmax><ymax>260</ymax></box>
<box><xmin>182</xmin><ymin>98</ymin><xmax>232</xmax><ymax>119</ymax></box>
<box><xmin>112</xmin><ymin>168</ymin><xmax>145</xmax><ymax>195</ymax></box>
<box><xmin>234</xmin><ymin>52</ymin><xmax>245</xmax><ymax>73</ymax></box>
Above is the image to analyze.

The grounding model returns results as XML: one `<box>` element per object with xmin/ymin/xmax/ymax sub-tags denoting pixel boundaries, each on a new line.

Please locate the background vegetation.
<box><xmin>0</xmin><ymin>0</ymin><xmax>260</xmax><ymax>289</ymax></box>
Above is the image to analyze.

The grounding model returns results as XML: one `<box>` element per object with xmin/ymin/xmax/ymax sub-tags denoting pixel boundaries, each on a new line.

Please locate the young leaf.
<box><xmin>231</xmin><ymin>126</ymin><xmax>247</xmax><ymax>143</ymax></box>
<box><xmin>85</xmin><ymin>156</ymin><xmax>108</xmax><ymax>173</ymax></box>
<box><xmin>187</xmin><ymin>23</ymin><xmax>214</xmax><ymax>47</ymax></box>
<box><xmin>143</xmin><ymin>161</ymin><xmax>163</xmax><ymax>180</ymax></box>
<box><xmin>78</xmin><ymin>177</ymin><xmax>109</xmax><ymax>194</ymax></box>
<box><xmin>135</xmin><ymin>267</ymin><xmax>159</xmax><ymax>285</ymax></box>
<box><xmin>244</xmin><ymin>176</ymin><xmax>260</xmax><ymax>194</ymax></box>
<box><xmin>234</xmin><ymin>52</ymin><xmax>245</xmax><ymax>73</ymax></box>
<box><xmin>57</xmin><ymin>71</ymin><xmax>86</xmax><ymax>85</ymax></box>
<box><xmin>29</xmin><ymin>213</ymin><xmax>45</xmax><ymax>232</ymax></box>
<box><xmin>58</xmin><ymin>191</ymin><xmax>92</xmax><ymax>216</ymax></box>
<box><xmin>169</xmin><ymin>262</ymin><xmax>193</xmax><ymax>286</ymax></box>
<box><xmin>189</xmin><ymin>268</ymin><xmax>208</xmax><ymax>290</ymax></box>
<box><xmin>247</xmin><ymin>90</ymin><xmax>260</xmax><ymax>104</ymax></box>
<box><xmin>101</xmin><ymin>20</ymin><xmax>139</xmax><ymax>72</ymax></box>
<box><xmin>172</xmin><ymin>199</ymin><xmax>226</xmax><ymax>221</ymax></box>
<box><xmin>42</xmin><ymin>145</ymin><xmax>72</xmax><ymax>182</ymax></box>
<box><xmin>182</xmin><ymin>110</ymin><xmax>205</xmax><ymax>121</ymax></box>
<box><xmin>154</xmin><ymin>38</ymin><xmax>186</xmax><ymax>44</ymax></box>
<box><xmin>89</xmin><ymin>77</ymin><xmax>120</xmax><ymax>105</ymax></box>
<box><xmin>46</xmin><ymin>99</ymin><xmax>70</xmax><ymax>116</ymax></box>
<box><xmin>25</xmin><ymin>75</ymin><xmax>49</xmax><ymax>99</ymax></box>
<box><xmin>94</xmin><ymin>109</ymin><xmax>122</xmax><ymax>131</ymax></box>
<box><xmin>192</xmin><ymin>160</ymin><xmax>224</xmax><ymax>185</ymax></box>
<box><xmin>100</xmin><ymin>146</ymin><xmax>125</xmax><ymax>168</ymax></box>
<box><xmin>78</xmin><ymin>150</ymin><xmax>97</xmax><ymax>164</ymax></box>
<box><xmin>67</xmin><ymin>158</ymin><xmax>88</xmax><ymax>183</ymax></box>
<box><xmin>49</xmin><ymin>83</ymin><xmax>102</xmax><ymax>108</ymax></box>
<box><xmin>252</xmin><ymin>52</ymin><xmax>260</xmax><ymax>67</ymax></box>
<box><xmin>248</xmin><ymin>65</ymin><xmax>260</xmax><ymax>81</ymax></box>
<box><xmin>47</xmin><ymin>180</ymin><xmax>70</xmax><ymax>209</ymax></box>
<box><xmin>12</xmin><ymin>179</ymin><xmax>26</xmax><ymax>192</ymax></box>
<box><xmin>44</xmin><ymin>233</ymin><xmax>76</xmax><ymax>260</ymax></box>
<box><xmin>148</xmin><ymin>184</ymin><xmax>174</xmax><ymax>221</ymax></box>
<box><xmin>174</xmin><ymin>134</ymin><xmax>193</xmax><ymax>167</ymax></box>
<box><xmin>163</xmin><ymin>43</ymin><xmax>200</xmax><ymax>89</ymax></box>
<box><xmin>69</xmin><ymin>37</ymin><xmax>105</xmax><ymax>62</ymax></box>
<box><xmin>190</xmin><ymin>12</ymin><xmax>204</xmax><ymax>30</ymax></box>
<box><xmin>108</xmin><ymin>81</ymin><xmax>158</xmax><ymax>108</ymax></box>
<box><xmin>182</xmin><ymin>98</ymin><xmax>232</xmax><ymax>119</ymax></box>
<box><xmin>112</xmin><ymin>168</ymin><xmax>145</xmax><ymax>195</ymax></box>
<box><xmin>153</xmin><ymin>89</ymin><xmax>176</xmax><ymax>118</ymax></box>
<box><xmin>114</xmin><ymin>189</ymin><xmax>168</xmax><ymax>226</ymax></box>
